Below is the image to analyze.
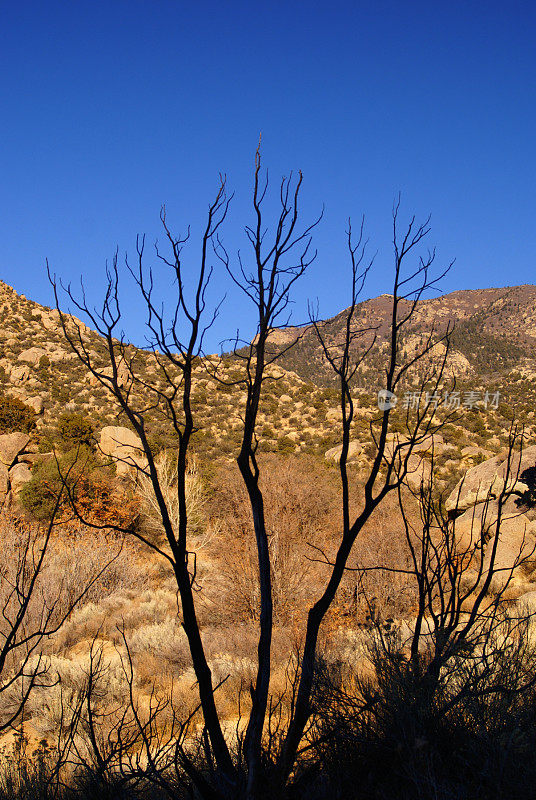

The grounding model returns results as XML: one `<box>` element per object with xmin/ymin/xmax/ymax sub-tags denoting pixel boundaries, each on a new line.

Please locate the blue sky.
<box><xmin>1</xmin><ymin>1</ymin><xmax>535</xmax><ymax>351</ymax></box>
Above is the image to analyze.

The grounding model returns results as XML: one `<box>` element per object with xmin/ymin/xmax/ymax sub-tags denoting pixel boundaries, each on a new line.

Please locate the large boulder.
<box><xmin>452</xmin><ymin>504</ymin><xmax>494</xmax><ymax>553</ymax></box>
<box><xmin>445</xmin><ymin>447</ymin><xmax>536</xmax><ymax>596</ymax></box>
<box><xmin>481</xmin><ymin>512</ymin><xmax>536</xmax><ymax>591</ymax></box>
<box><xmin>99</xmin><ymin>426</ymin><xmax>145</xmax><ymax>476</ymax></box>
<box><xmin>0</xmin><ymin>433</ymin><xmax>31</xmax><ymax>468</ymax></box>
<box><xmin>17</xmin><ymin>347</ymin><xmax>47</xmax><ymax>366</ymax></box>
<box><xmin>446</xmin><ymin>445</ymin><xmax>536</xmax><ymax>516</ymax></box>
<box><xmin>325</xmin><ymin>441</ymin><xmax>362</xmax><ymax>463</ymax></box>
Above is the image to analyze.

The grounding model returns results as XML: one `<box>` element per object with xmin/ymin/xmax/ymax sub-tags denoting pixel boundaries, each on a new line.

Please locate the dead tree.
<box><xmin>50</xmin><ymin>155</ymin><xmax>458</xmax><ymax>799</ymax></box>
<box><xmin>276</xmin><ymin>199</ymin><xmax>453</xmax><ymax>785</ymax></box>
<box><xmin>50</xmin><ymin>178</ymin><xmax>239</xmax><ymax>797</ymax></box>
<box><xmin>214</xmin><ymin>150</ymin><xmax>321</xmax><ymax>798</ymax></box>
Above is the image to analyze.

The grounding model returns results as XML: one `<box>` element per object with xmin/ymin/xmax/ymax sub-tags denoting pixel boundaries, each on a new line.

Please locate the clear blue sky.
<box><xmin>1</xmin><ymin>0</ymin><xmax>535</xmax><ymax>351</ymax></box>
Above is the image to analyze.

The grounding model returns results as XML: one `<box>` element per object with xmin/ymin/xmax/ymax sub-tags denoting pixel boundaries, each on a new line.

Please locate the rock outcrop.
<box><xmin>99</xmin><ymin>426</ymin><xmax>146</xmax><ymax>476</ymax></box>
<box><xmin>447</xmin><ymin>447</ymin><xmax>536</xmax><ymax>593</ymax></box>
<box><xmin>446</xmin><ymin>445</ymin><xmax>536</xmax><ymax>516</ymax></box>
<box><xmin>8</xmin><ymin>463</ymin><xmax>32</xmax><ymax>495</ymax></box>
<box><xmin>325</xmin><ymin>441</ymin><xmax>362</xmax><ymax>463</ymax></box>
<box><xmin>0</xmin><ymin>433</ymin><xmax>31</xmax><ymax>468</ymax></box>
<box><xmin>17</xmin><ymin>347</ymin><xmax>48</xmax><ymax>366</ymax></box>
<box><xmin>0</xmin><ymin>432</ymin><xmax>34</xmax><ymax>503</ymax></box>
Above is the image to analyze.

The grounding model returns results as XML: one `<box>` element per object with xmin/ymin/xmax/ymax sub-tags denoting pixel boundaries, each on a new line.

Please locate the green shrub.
<box><xmin>20</xmin><ymin>447</ymin><xmax>102</xmax><ymax>521</ymax></box>
<box><xmin>276</xmin><ymin>436</ymin><xmax>296</xmax><ymax>454</ymax></box>
<box><xmin>56</xmin><ymin>412</ymin><xmax>95</xmax><ymax>449</ymax></box>
<box><xmin>0</xmin><ymin>394</ymin><xmax>35</xmax><ymax>433</ymax></box>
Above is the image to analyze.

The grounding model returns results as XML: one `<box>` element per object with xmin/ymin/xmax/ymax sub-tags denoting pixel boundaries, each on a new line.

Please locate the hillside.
<box><xmin>0</xmin><ymin>279</ymin><xmax>534</xmax><ymax>474</ymax></box>
<box><xmin>270</xmin><ymin>285</ymin><xmax>536</xmax><ymax>385</ymax></box>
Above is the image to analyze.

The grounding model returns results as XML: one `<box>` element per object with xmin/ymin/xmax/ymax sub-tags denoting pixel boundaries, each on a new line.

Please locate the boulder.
<box><xmin>9</xmin><ymin>365</ymin><xmax>30</xmax><ymax>383</ymax></box>
<box><xmin>451</xmin><ymin>496</ymin><xmax>525</xmax><ymax>552</ymax></box>
<box><xmin>8</xmin><ymin>463</ymin><xmax>32</xmax><ymax>494</ymax></box>
<box><xmin>17</xmin><ymin>347</ymin><xmax>47</xmax><ymax>366</ymax></box>
<box><xmin>325</xmin><ymin>441</ymin><xmax>362</xmax><ymax>463</ymax></box>
<box><xmin>461</xmin><ymin>445</ymin><xmax>490</xmax><ymax>458</ymax></box>
<box><xmin>445</xmin><ymin>446</ymin><xmax>536</xmax><ymax>516</ymax></box>
<box><xmin>49</xmin><ymin>350</ymin><xmax>77</xmax><ymax>363</ymax></box>
<box><xmin>40</xmin><ymin>309</ymin><xmax>61</xmax><ymax>331</ymax></box>
<box><xmin>453</xmin><ymin>505</ymin><xmax>492</xmax><ymax>553</ymax></box>
<box><xmin>481</xmin><ymin>513</ymin><xmax>536</xmax><ymax>590</ymax></box>
<box><xmin>25</xmin><ymin>396</ymin><xmax>44</xmax><ymax>414</ymax></box>
<box><xmin>484</xmin><ymin>512</ymin><xmax>536</xmax><ymax>570</ymax></box>
<box><xmin>404</xmin><ymin>454</ymin><xmax>432</xmax><ymax>492</ymax></box>
<box><xmin>0</xmin><ymin>433</ymin><xmax>31</xmax><ymax>467</ymax></box>
<box><xmin>450</xmin><ymin>498</ymin><xmax>536</xmax><ymax>591</ymax></box>
<box><xmin>99</xmin><ymin>426</ymin><xmax>145</xmax><ymax>476</ymax></box>
<box><xmin>90</xmin><ymin>361</ymin><xmax>131</xmax><ymax>389</ymax></box>
<box><xmin>384</xmin><ymin>432</ymin><xmax>445</xmax><ymax>460</ymax></box>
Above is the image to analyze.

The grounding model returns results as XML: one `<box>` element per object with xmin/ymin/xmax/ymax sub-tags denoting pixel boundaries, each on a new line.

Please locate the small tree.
<box><xmin>56</xmin><ymin>411</ymin><xmax>95</xmax><ymax>450</ymax></box>
<box><xmin>0</xmin><ymin>393</ymin><xmax>35</xmax><ymax>434</ymax></box>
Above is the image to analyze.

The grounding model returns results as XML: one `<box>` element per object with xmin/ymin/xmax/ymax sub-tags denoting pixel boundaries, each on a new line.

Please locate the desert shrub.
<box><xmin>309</xmin><ymin>615</ymin><xmax>536</xmax><ymax>800</ymax></box>
<box><xmin>37</xmin><ymin>354</ymin><xmax>51</xmax><ymax>382</ymax></box>
<box><xmin>276</xmin><ymin>435</ymin><xmax>296</xmax><ymax>454</ymax></box>
<box><xmin>136</xmin><ymin>452</ymin><xmax>214</xmax><ymax>553</ymax></box>
<box><xmin>210</xmin><ymin>454</ymin><xmax>338</xmax><ymax>624</ymax></box>
<box><xmin>128</xmin><ymin>618</ymin><xmax>190</xmax><ymax>670</ymax></box>
<box><xmin>19</xmin><ymin>449</ymin><xmax>137</xmax><ymax>526</ymax></box>
<box><xmin>56</xmin><ymin>412</ymin><xmax>95</xmax><ymax>449</ymax></box>
<box><xmin>0</xmin><ymin>394</ymin><xmax>35</xmax><ymax>433</ymax></box>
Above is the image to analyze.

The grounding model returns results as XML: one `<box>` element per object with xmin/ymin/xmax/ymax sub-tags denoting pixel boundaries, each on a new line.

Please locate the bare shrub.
<box><xmin>210</xmin><ymin>455</ymin><xmax>338</xmax><ymax>624</ymax></box>
<box><xmin>127</xmin><ymin>618</ymin><xmax>190</xmax><ymax>671</ymax></box>
<box><xmin>40</xmin><ymin>529</ymin><xmax>154</xmax><ymax>614</ymax></box>
<box><xmin>137</xmin><ymin>452</ymin><xmax>216</xmax><ymax>552</ymax></box>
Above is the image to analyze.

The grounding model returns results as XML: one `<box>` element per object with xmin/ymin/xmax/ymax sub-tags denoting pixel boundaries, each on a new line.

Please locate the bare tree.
<box><xmin>50</xmin><ymin>178</ymin><xmax>239</xmax><ymax>796</ymax></box>
<box><xmin>50</xmin><ymin>153</ymin><xmax>466</xmax><ymax>799</ymax></box>
<box><xmin>276</xmin><ymin>199</ymin><xmax>453</xmax><ymax>785</ymax></box>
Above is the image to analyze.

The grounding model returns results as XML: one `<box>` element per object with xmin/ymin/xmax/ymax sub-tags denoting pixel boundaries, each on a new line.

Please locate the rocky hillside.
<box><xmin>271</xmin><ymin>285</ymin><xmax>536</xmax><ymax>385</ymax></box>
<box><xmin>0</xmin><ymin>281</ymin><xmax>349</xmax><ymax>461</ymax></box>
<box><xmin>0</xmin><ymin>279</ymin><xmax>534</xmax><ymax>476</ymax></box>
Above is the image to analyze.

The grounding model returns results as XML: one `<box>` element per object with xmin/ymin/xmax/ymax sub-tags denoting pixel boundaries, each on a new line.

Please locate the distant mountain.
<box><xmin>270</xmin><ymin>285</ymin><xmax>536</xmax><ymax>385</ymax></box>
